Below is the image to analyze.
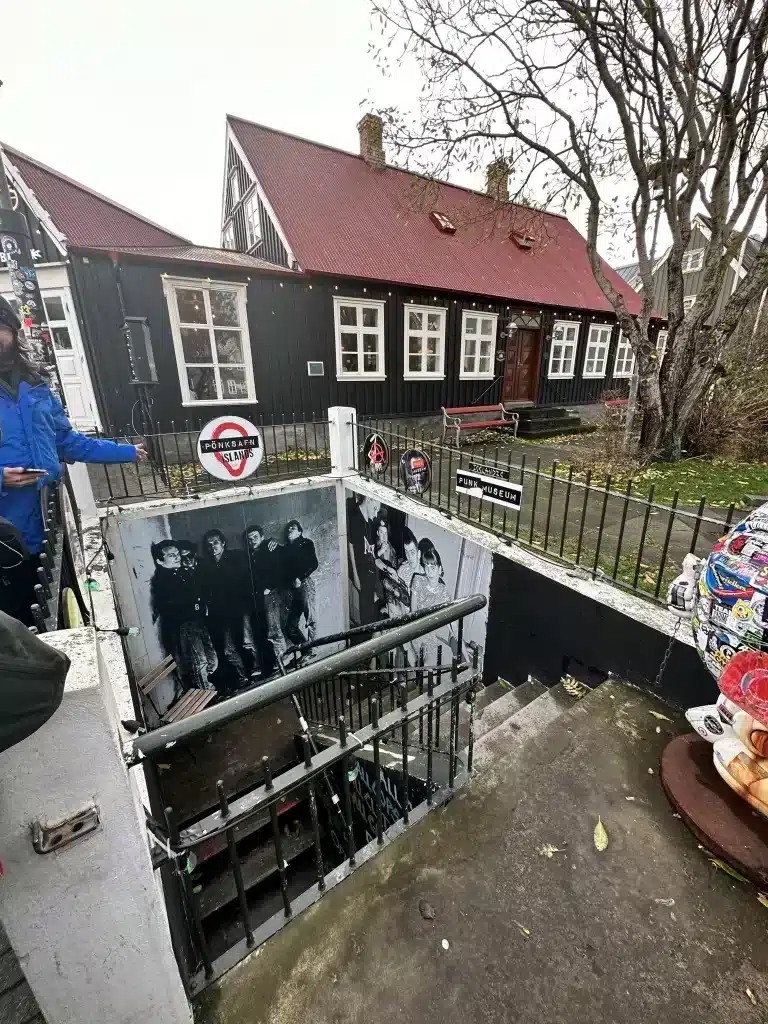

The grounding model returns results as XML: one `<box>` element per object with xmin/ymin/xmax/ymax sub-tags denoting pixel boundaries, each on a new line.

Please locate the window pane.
<box><xmin>181</xmin><ymin>327</ymin><xmax>212</xmax><ymax>363</ymax></box>
<box><xmin>362</xmin><ymin>307</ymin><xmax>379</xmax><ymax>328</ymax></box>
<box><xmin>479</xmin><ymin>338</ymin><xmax>492</xmax><ymax>357</ymax></box>
<box><xmin>409</xmin><ymin>310</ymin><xmax>423</xmax><ymax>331</ymax></box>
<box><xmin>553</xmin><ymin>325</ymin><xmax>565</xmax><ymax>341</ymax></box>
<box><xmin>176</xmin><ymin>288</ymin><xmax>206</xmax><ymax>324</ymax></box>
<box><xmin>427</xmin><ymin>312</ymin><xmax>441</xmax><ymax>332</ymax></box>
<box><xmin>480</xmin><ymin>318</ymin><xmax>494</xmax><ymax>336</ymax></box>
<box><xmin>363</xmin><ymin>353</ymin><xmax>378</xmax><ymax>373</ymax></box>
<box><xmin>426</xmin><ymin>355</ymin><xmax>438</xmax><ymax>373</ymax></box>
<box><xmin>465</xmin><ymin>338</ymin><xmax>476</xmax><ymax>356</ymax></box>
<box><xmin>340</xmin><ymin>332</ymin><xmax>357</xmax><ymax>353</ymax></box>
<box><xmin>551</xmin><ymin>357</ymin><xmax>561</xmax><ymax>374</ymax></box>
<box><xmin>565</xmin><ymin>326</ymin><xmax>577</xmax><ymax>341</ymax></box>
<box><xmin>342</xmin><ymin>353</ymin><xmax>358</xmax><ymax>373</ymax></box>
<box><xmin>339</xmin><ymin>305</ymin><xmax>357</xmax><ymax>327</ymax></box>
<box><xmin>220</xmin><ymin>366</ymin><xmax>248</xmax><ymax>399</ymax></box>
<box><xmin>463</xmin><ymin>357</ymin><xmax>474</xmax><ymax>373</ymax></box>
<box><xmin>210</xmin><ymin>289</ymin><xmax>239</xmax><ymax>327</ymax></box>
<box><xmin>479</xmin><ymin>357</ymin><xmax>491</xmax><ymax>373</ymax></box>
<box><xmin>464</xmin><ymin>317</ymin><xmax>477</xmax><ymax>334</ymax></box>
<box><xmin>215</xmin><ymin>329</ymin><xmax>244</xmax><ymax>364</ymax></box>
<box><xmin>363</xmin><ymin>334</ymin><xmax>378</xmax><ymax>353</ymax></box>
<box><xmin>187</xmin><ymin>366</ymin><xmax>217</xmax><ymax>401</ymax></box>
<box><xmin>44</xmin><ymin>296</ymin><xmax>65</xmax><ymax>321</ymax></box>
<box><xmin>52</xmin><ymin>327</ymin><xmax>72</xmax><ymax>350</ymax></box>
<box><xmin>409</xmin><ymin>354</ymin><xmax>421</xmax><ymax>372</ymax></box>
<box><xmin>409</xmin><ymin>336</ymin><xmax>422</xmax><ymax>354</ymax></box>
<box><xmin>426</xmin><ymin>336</ymin><xmax>439</xmax><ymax>354</ymax></box>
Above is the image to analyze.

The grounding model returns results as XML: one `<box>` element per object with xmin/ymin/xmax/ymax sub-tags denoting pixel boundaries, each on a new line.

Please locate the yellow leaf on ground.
<box><xmin>649</xmin><ymin>711</ymin><xmax>673</xmax><ymax>721</ymax></box>
<box><xmin>594</xmin><ymin>816</ymin><xmax>609</xmax><ymax>852</ymax></box>
<box><xmin>709</xmin><ymin>858</ymin><xmax>748</xmax><ymax>883</ymax></box>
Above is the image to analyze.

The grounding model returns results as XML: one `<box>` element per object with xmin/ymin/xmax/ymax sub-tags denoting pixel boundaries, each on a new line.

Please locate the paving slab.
<box><xmin>197</xmin><ymin>682</ymin><xmax>768</xmax><ymax>1024</ymax></box>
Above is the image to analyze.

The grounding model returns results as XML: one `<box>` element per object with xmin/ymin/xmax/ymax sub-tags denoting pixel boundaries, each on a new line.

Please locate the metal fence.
<box><xmin>133</xmin><ymin>597</ymin><xmax>484</xmax><ymax>996</ymax></box>
<box><xmin>88</xmin><ymin>415</ymin><xmax>331</xmax><ymax>505</ymax></box>
<box><xmin>357</xmin><ymin>420</ymin><xmax>739</xmax><ymax>605</ymax></box>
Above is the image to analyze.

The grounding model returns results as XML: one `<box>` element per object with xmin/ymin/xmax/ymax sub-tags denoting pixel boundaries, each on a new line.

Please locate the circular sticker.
<box><xmin>363</xmin><ymin>432</ymin><xmax>389</xmax><ymax>476</ymax></box>
<box><xmin>399</xmin><ymin>448</ymin><xmax>432</xmax><ymax>495</ymax></box>
<box><xmin>197</xmin><ymin>415</ymin><xmax>263</xmax><ymax>482</ymax></box>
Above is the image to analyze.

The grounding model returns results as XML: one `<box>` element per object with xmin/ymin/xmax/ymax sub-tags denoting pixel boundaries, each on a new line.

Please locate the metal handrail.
<box><xmin>131</xmin><ymin>595</ymin><xmax>486</xmax><ymax>760</ymax></box>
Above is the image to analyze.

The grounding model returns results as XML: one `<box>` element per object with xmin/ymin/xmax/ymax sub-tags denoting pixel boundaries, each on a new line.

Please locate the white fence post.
<box><xmin>328</xmin><ymin>406</ymin><xmax>358</xmax><ymax>477</ymax></box>
<box><xmin>0</xmin><ymin>627</ymin><xmax>192</xmax><ymax>1024</ymax></box>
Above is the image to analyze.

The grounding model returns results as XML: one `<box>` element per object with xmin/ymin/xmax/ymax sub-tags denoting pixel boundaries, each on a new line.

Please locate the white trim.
<box><xmin>163</xmin><ymin>276</ymin><xmax>256</xmax><ymax>405</ymax></box>
<box><xmin>227</xmin><ymin>123</ymin><xmax>299</xmax><ymax>269</ymax></box>
<box><xmin>655</xmin><ymin>329</ymin><xmax>669</xmax><ymax>364</ymax></box>
<box><xmin>403</xmin><ymin>304</ymin><xmax>447</xmax><ymax>379</ymax></box>
<box><xmin>459</xmin><ymin>309</ymin><xmax>498</xmax><ymax>380</ymax></box>
<box><xmin>582</xmin><ymin>323</ymin><xmax>611</xmax><ymax>378</ymax></box>
<box><xmin>2</xmin><ymin>153</ymin><xmax>68</xmax><ymax>255</ymax></box>
<box><xmin>547</xmin><ymin>319</ymin><xmax>580</xmax><ymax>379</ymax></box>
<box><xmin>243</xmin><ymin>189</ymin><xmax>262</xmax><ymax>251</ymax></box>
<box><xmin>683</xmin><ymin>294</ymin><xmax>697</xmax><ymax>313</ymax></box>
<box><xmin>682</xmin><ymin>248</ymin><xmax>704</xmax><ymax>273</ymax></box>
<box><xmin>333</xmin><ymin>296</ymin><xmax>386</xmax><ymax>381</ymax></box>
<box><xmin>693</xmin><ymin>216</ymin><xmax>750</xmax><ymax>282</ymax></box>
<box><xmin>612</xmin><ymin>334</ymin><xmax>636</xmax><ymax>378</ymax></box>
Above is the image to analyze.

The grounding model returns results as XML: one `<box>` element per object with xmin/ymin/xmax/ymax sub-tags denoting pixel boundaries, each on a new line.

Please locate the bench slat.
<box><xmin>444</xmin><ymin>405</ymin><xmax>503</xmax><ymax>415</ymax></box>
<box><xmin>163</xmin><ymin>688</ymin><xmax>217</xmax><ymax>724</ymax></box>
<box><xmin>460</xmin><ymin>420</ymin><xmax>510</xmax><ymax>430</ymax></box>
<box><xmin>139</xmin><ymin>655</ymin><xmax>176</xmax><ymax>695</ymax></box>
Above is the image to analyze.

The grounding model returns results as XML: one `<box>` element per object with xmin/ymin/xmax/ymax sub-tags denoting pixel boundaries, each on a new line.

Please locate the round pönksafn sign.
<box><xmin>197</xmin><ymin>415</ymin><xmax>263</xmax><ymax>481</ymax></box>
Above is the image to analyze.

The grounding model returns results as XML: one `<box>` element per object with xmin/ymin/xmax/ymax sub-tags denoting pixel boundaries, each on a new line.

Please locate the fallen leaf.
<box><xmin>513</xmin><ymin>920</ymin><xmax>531</xmax><ymax>937</ymax></box>
<box><xmin>648</xmin><ymin>768</ymin><xmax>655</xmax><ymax>774</ymax></box>
<box><xmin>655</xmin><ymin>726</ymin><xmax>661</xmax><ymax>733</ymax></box>
<box><xmin>757</xmin><ymin>893</ymin><xmax>768</xmax><ymax>909</ymax></box>
<box><xmin>538</xmin><ymin>843</ymin><xmax>562</xmax><ymax>858</ymax></box>
<box><xmin>419</xmin><ymin>898</ymin><xmax>436</xmax><ymax>921</ymax></box>
<box><xmin>746</xmin><ymin>988</ymin><xmax>757</xmax><ymax>1006</ymax></box>
<box><xmin>654</xmin><ymin>898</ymin><xmax>675</xmax><ymax>906</ymax></box>
<box><xmin>625</xmin><ymin>796</ymin><xmax>636</xmax><ymax>802</ymax></box>
<box><xmin>650</xmin><ymin>711</ymin><xmax>673</xmax><ymax>721</ymax></box>
<box><xmin>710</xmin><ymin>858</ymin><xmax>748</xmax><ymax>883</ymax></box>
<box><xmin>441</xmin><ymin>939</ymin><xmax>450</xmax><ymax>951</ymax></box>
<box><xmin>594</xmin><ymin>816</ymin><xmax>609</xmax><ymax>852</ymax></box>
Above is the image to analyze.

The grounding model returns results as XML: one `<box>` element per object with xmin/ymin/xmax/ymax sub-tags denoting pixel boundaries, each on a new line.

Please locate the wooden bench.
<box><xmin>604</xmin><ymin>398</ymin><xmax>629</xmax><ymax>410</ymax></box>
<box><xmin>441</xmin><ymin>404</ymin><xmax>519</xmax><ymax>448</ymax></box>
<box><xmin>137</xmin><ymin>654</ymin><xmax>218</xmax><ymax>726</ymax></box>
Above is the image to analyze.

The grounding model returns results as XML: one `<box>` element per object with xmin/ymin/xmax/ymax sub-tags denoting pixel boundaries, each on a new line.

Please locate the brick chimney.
<box><xmin>357</xmin><ymin>113</ymin><xmax>386</xmax><ymax>169</ymax></box>
<box><xmin>486</xmin><ymin>158</ymin><xmax>510</xmax><ymax>202</ymax></box>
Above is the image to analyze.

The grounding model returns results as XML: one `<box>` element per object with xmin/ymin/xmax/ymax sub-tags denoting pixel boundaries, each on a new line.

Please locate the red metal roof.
<box><xmin>4</xmin><ymin>146</ymin><xmax>189</xmax><ymax>249</ymax></box>
<box><xmin>228</xmin><ymin>116</ymin><xmax>641</xmax><ymax>314</ymax></box>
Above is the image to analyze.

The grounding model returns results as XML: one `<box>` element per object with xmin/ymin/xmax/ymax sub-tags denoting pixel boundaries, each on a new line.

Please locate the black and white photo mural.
<box><xmin>108</xmin><ymin>485</ymin><xmax>342</xmax><ymax>720</ymax></box>
<box><xmin>345</xmin><ymin>488</ymin><xmax>492</xmax><ymax>668</ymax></box>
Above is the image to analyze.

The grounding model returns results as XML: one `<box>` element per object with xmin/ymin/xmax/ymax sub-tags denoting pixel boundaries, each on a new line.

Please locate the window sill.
<box><xmin>547</xmin><ymin>373</ymin><xmax>575</xmax><ymax>380</ymax></box>
<box><xmin>181</xmin><ymin>398</ymin><xmax>258</xmax><ymax>407</ymax></box>
<box><xmin>582</xmin><ymin>373</ymin><xmax>607</xmax><ymax>379</ymax></box>
<box><xmin>612</xmin><ymin>372</ymin><xmax>634</xmax><ymax>379</ymax></box>
<box><xmin>404</xmin><ymin>374</ymin><xmax>446</xmax><ymax>381</ymax></box>
<box><xmin>336</xmin><ymin>375</ymin><xmax>387</xmax><ymax>383</ymax></box>
<box><xmin>459</xmin><ymin>373</ymin><xmax>495</xmax><ymax>381</ymax></box>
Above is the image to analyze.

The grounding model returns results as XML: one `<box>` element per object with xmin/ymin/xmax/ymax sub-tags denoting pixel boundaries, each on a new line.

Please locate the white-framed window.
<box><xmin>582</xmin><ymin>324</ymin><xmax>611</xmax><ymax>378</ymax></box>
<box><xmin>404</xmin><ymin>305</ymin><xmax>446</xmax><ymax>379</ymax></box>
<box><xmin>682</xmin><ymin>249</ymin><xmax>704</xmax><ymax>273</ymax></box>
<box><xmin>656</xmin><ymin>329</ymin><xmax>669</xmax><ymax>364</ymax></box>
<box><xmin>613</xmin><ymin>335</ymin><xmax>636</xmax><ymax>377</ymax></box>
<box><xmin>164</xmin><ymin>277</ymin><xmax>256</xmax><ymax>406</ymax></box>
<box><xmin>334</xmin><ymin>297</ymin><xmax>386</xmax><ymax>380</ymax></box>
<box><xmin>221</xmin><ymin>222</ymin><xmax>235</xmax><ymax>250</ymax></box>
<box><xmin>244</xmin><ymin>192</ymin><xmax>261</xmax><ymax>249</ymax></box>
<box><xmin>460</xmin><ymin>310</ymin><xmax>497</xmax><ymax>378</ymax></box>
<box><xmin>228</xmin><ymin>167</ymin><xmax>240</xmax><ymax>207</ymax></box>
<box><xmin>683</xmin><ymin>295</ymin><xmax>697</xmax><ymax>313</ymax></box>
<box><xmin>547</xmin><ymin>320</ymin><xmax>580</xmax><ymax>378</ymax></box>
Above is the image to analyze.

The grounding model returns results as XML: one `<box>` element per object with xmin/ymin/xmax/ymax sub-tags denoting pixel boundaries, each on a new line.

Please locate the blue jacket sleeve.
<box><xmin>51</xmin><ymin>395</ymin><xmax>137</xmax><ymax>465</ymax></box>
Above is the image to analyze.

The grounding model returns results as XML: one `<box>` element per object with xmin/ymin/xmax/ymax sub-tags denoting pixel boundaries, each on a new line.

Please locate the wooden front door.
<box><xmin>502</xmin><ymin>327</ymin><xmax>541</xmax><ymax>404</ymax></box>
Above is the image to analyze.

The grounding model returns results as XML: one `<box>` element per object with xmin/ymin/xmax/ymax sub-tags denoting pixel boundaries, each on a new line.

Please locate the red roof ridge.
<box><xmin>2</xmin><ymin>143</ymin><xmax>191</xmax><ymax>245</ymax></box>
<box><xmin>226</xmin><ymin>114</ymin><xmax>569</xmax><ymax>223</ymax></box>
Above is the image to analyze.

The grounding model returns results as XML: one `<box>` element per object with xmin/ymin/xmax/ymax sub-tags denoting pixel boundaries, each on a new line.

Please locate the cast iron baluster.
<box><xmin>592</xmin><ymin>474</ymin><xmax>612</xmax><ymax>579</ymax></box>
<box><xmin>164</xmin><ymin>806</ymin><xmax>213</xmax><ymax>979</ymax></box>
<box><xmin>36</xmin><ymin>566</ymin><xmax>51</xmax><ymax>600</ymax></box>
<box><xmin>185</xmin><ymin>420</ymin><xmax>201</xmax><ymax>491</ymax></box>
<box><xmin>655</xmin><ymin>490</ymin><xmax>680</xmax><ymax>599</ymax></box>
<box><xmin>544</xmin><ymin>461</ymin><xmax>557</xmax><ymax>550</ymax></box>
<box><xmin>303</xmin><ymin>415</ymin><xmax>311</xmax><ymax>475</ymax></box>
<box><xmin>290</xmin><ymin>410</ymin><xmax>298</xmax><ymax>474</ymax></box>
<box><xmin>116</xmin><ymin>457</ymin><xmax>130</xmax><ymax>500</ymax></box>
<box><xmin>331</xmin><ymin>675</ymin><xmax>339</xmax><ymax>725</ymax></box>
<box><xmin>270</xmin><ymin>417</ymin><xmax>280</xmax><ymax>477</ymax></box>
<box><xmin>724</xmin><ymin>502</ymin><xmax>736</xmax><ymax>530</ymax></box>
<box><xmin>400</xmin><ymin>683</ymin><xmax>410</xmax><ymax>825</ymax></box>
<box><xmin>302</xmin><ymin>736</ymin><xmax>325</xmax><ymax>891</ymax></box>
<box><xmin>217</xmin><ymin>780</ymin><xmax>254</xmax><ymax>947</ymax></box>
<box><xmin>467</xmin><ymin>646</ymin><xmax>479</xmax><ymax>774</ymax></box>
<box><xmin>262</xmin><ymin>758</ymin><xmax>291</xmax><ymax>918</ymax></box>
<box><xmin>446</xmin><ymin>441</ymin><xmax>453</xmax><ymax>513</ymax></box>
<box><xmin>347</xmin><ymin>676</ymin><xmax>355</xmax><ymax>725</ymax></box>
<box><xmin>575</xmin><ymin>469</ymin><xmax>592</xmax><ymax>565</ymax></box>
<box><xmin>170</xmin><ymin>421</ymin><xmax>187</xmax><ymax>495</ymax></box>
<box><xmin>515</xmin><ymin>454</ymin><xmax>526</xmax><ymax>539</ymax></box>
<box><xmin>435</xmin><ymin>646</ymin><xmax>442</xmax><ymax>748</ymax></box>
<box><xmin>633</xmin><ymin>484</ymin><xmax>655</xmax><ymax>591</ymax></box>
<box><xmin>453</xmin><ymin>618</ymin><xmax>464</xmax><ymax>763</ymax></box>
<box><xmin>501</xmin><ymin>449</ymin><xmax>514</xmax><ymax>538</ymax></box>
<box><xmin>102</xmin><ymin>462</ymin><xmax>114</xmax><ymax>499</ymax></box>
<box><xmin>311</xmin><ymin>414</ymin><xmax>320</xmax><ymax>471</ymax></box>
<box><xmin>145</xmin><ymin>430</ymin><xmax>161</xmax><ymax>494</ymax></box>
<box><xmin>339</xmin><ymin>718</ymin><xmax>356</xmax><ymax>866</ymax></box>
<box><xmin>30</xmin><ymin>604</ymin><xmax>46</xmax><ymax>633</ymax></box>
<box><xmin>371</xmin><ymin>698</ymin><xmax>384</xmax><ymax>844</ymax></box>
<box><xmin>281</xmin><ymin>414</ymin><xmax>289</xmax><ymax>475</ymax></box>
<box><xmin>528</xmin><ymin>456</ymin><xmax>541</xmax><ymax>545</ymax></box>
<box><xmin>489</xmin><ymin>446</ymin><xmax>500</xmax><ymax>531</ymax></box>
<box><xmin>612</xmin><ymin>480</ymin><xmax>633</xmax><ymax>579</ymax></box>
<box><xmin>418</xmin><ymin>661</ymin><xmax>424</xmax><ymax>746</ymax></box>
<box><xmin>426</xmin><ymin>671</ymin><xmax>434</xmax><ymax>804</ymax></box>
<box><xmin>459</xmin><ymin>448</ymin><xmax>468</xmax><ymax>519</ymax></box>
<box><xmin>437</xmin><ymin>434</ymin><xmax>445</xmax><ymax>511</ymax></box>
<box><xmin>689</xmin><ymin>496</ymin><xmax>706</xmax><ymax>554</ymax></box>
<box><xmin>39</xmin><ymin>552</ymin><xmax>52</xmax><ymax>583</ymax></box>
<box><xmin>559</xmin><ymin>465</ymin><xmax>574</xmax><ymax>557</ymax></box>
<box><xmin>448</xmin><ymin>660</ymin><xmax>458</xmax><ymax>790</ymax></box>
<box><xmin>356</xmin><ymin>676</ymin><xmax>363</xmax><ymax>730</ymax></box>
<box><xmin>33</xmin><ymin>584</ymin><xmax>49</xmax><ymax>619</ymax></box>
<box><xmin>323</xmin><ymin>679</ymin><xmax>332</xmax><ymax>724</ymax></box>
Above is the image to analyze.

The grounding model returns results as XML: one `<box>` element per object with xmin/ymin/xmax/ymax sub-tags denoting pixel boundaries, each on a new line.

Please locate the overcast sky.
<box><xmin>1</xmin><ymin>0</ymin><xmax>612</xmax><ymax>258</ymax></box>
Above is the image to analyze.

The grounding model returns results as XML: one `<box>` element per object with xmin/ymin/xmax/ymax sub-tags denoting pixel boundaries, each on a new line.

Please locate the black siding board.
<box><xmin>2</xmin><ymin>185</ymin><xmax>62</xmax><ymax>265</ymax></box>
<box><xmin>254</xmin><ymin>195</ymin><xmax>289</xmax><ymax>267</ymax></box>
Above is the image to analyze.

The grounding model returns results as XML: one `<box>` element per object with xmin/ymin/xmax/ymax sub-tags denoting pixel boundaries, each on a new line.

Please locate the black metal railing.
<box><xmin>357</xmin><ymin>420</ymin><xmax>738</xmax><ymax>606</ymax></box>
<box><xmin>88</xmin><ymin>414</ymin><xmax>331</xmax><ymax>505</ymax></box>
<box><xmin>134</xmin><ymin>596</ymin><xmax>485</xmax><ymax>995</ymax></box>
<box><xmin>25</xmin><ymin>483</ymin><xmax>63</xmax><ymax>633</ymax></box>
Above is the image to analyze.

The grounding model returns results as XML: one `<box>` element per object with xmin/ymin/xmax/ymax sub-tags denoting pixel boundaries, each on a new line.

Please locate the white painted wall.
<box><xmin>0</xmin><ymin>627</ymin><xmax>192</xmax><ymax>1024</ymax></box>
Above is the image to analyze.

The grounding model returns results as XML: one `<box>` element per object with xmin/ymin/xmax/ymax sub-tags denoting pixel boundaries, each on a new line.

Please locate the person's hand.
<box><xmin>2</xmin><ymin>467</ymin><xmax>43</xmax><ymax>488</ymax></box>
<box><xmin>135</xmin><ymin>443</ymin><xmax>148</xmax><ymax>461</ymax></box>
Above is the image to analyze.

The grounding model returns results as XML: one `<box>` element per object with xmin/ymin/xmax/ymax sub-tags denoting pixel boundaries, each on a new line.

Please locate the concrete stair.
<box><xmin>513</xmin><ymin>405</ymin><xmax>594</xmax><ymax>439</ymax></box>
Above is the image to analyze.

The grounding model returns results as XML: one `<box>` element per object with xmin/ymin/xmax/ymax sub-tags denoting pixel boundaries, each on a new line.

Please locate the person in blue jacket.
<box><xmin>0</xmin><ymin>295</ymin><xmax>144</xmax><ymax>623</ymax></box>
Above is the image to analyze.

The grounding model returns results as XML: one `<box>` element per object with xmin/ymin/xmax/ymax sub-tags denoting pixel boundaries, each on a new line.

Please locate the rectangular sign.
<box><xmin>456</xmin><ymin>468</ymin><xmax>522</xmax><ymax>511</ymax></box>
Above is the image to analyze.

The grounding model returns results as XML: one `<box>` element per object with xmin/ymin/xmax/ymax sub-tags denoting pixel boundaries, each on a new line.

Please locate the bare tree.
<box><xmin>371</xmin><ymin>0</ymin><xmax>768</xmax><ymax>460</ymax></box>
